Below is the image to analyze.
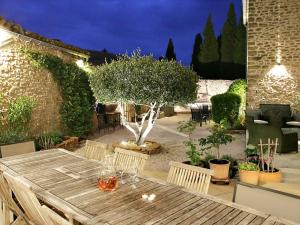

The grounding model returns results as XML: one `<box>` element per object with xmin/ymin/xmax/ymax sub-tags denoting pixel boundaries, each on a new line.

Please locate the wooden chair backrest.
<box><xmin>113</xmin><ymin>147</ymin><xmax>149</xmax><ymax>174</ymax></box>
<box><xmin>1</xmin><ymin>141</ymin><xmax>35</xmax><ymax>158</ymax></box>
<box><xmin>76</xmin><ymin>140</ymin><xmax>112</xmax><ymax>161</ymax></box>
<box><xmin>3</xmin><ymin>172</ymin><xmax>48</xmax><ymax>225</ymax></box>
<box><xmin>0</xmin><ymin>172</ymin><xmax>24</xmax><ymax>216</ymax></box>
<box><xmin>167</xmin><ymin>161</ymin><xmax>214</xmax><ymax>194</ymax></box>
<box><xmin>3</xmin><ymin>172</ymin><xmax>73</xmax><ymax>225</ymax></box>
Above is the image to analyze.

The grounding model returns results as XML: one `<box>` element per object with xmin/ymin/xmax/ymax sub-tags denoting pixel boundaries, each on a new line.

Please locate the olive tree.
<box><xmin>89</xmin><ymin>51</ymin><xmax>198</xmax><ymax>146</ymax></box>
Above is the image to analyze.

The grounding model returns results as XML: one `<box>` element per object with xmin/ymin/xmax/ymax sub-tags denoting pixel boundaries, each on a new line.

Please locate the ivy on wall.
<box><xmin>23</xmin><ymin>50</ymin><xmax>95</xmax><ymax>137</ymax></box>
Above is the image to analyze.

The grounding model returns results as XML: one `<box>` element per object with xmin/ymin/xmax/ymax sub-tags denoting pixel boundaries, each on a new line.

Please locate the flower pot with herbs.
<box><xmin>177</xmin><ymin>121</ymin><xmax>206</xmax><ymax>167</ymax></box>
<box><xmin>257</xmin><ymin>138</ymin><xmax>282</xmax><ymax>185</ymax></box>
<box><xmin>238</xmin><ymin>162</ymin><xmax>260</xmax><ymax>185</ymax></box>
<box><xmin>198</xmin><ymin>124</ymin><xmax>233</xmax><ymax>182</ymax></box>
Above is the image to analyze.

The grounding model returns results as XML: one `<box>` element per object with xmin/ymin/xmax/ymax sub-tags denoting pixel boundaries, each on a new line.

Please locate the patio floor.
<box><xmin>89</xmin><ymin>114</ymin><xmax>300</xmax><ymax>201</ymax></box>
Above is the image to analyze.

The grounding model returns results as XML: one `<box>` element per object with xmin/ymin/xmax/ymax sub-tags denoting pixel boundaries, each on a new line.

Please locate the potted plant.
<box><xmin>238</xmin><ymin>162</ymin><xmax>260</xmax><ymax>185</ymax></box>
<box><xmin>177</xmin><ymin>121</ymin><xmax>205</xmax><ymax>167</ymax></box>
<box><xmin>258</xmin><ymin>139</ymin><xmax>282</xmax><ymax>185</ymax></box>
<box><xmin>244</xmin><ymin>144</ymin><xmax>259</xmax><ymax>164</ymax></box>
<box><xmin>199</xmin><ymin>124</ymin><xmax>233</xmax><ymax>183</ymax></box>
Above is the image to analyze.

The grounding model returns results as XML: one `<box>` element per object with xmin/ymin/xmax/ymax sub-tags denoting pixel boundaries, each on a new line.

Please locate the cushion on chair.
<box><xmin>254</xmin><ymin>119</ymin><xmax>268</xmax><ymax>125</ymax></box>
<box><xmin>286</xmin><ymin>121</ymin><xmax>300</xmax><ymax>127</ymax></box>
<box><xmin>293</xmin><ymin>113</ymin><xmax>300</xmax><ymax>121</ymax></box>
<box><xmin>246</xmin><ymin>109</ymin><xmax>262</xmax><ymax>120</ymax></box>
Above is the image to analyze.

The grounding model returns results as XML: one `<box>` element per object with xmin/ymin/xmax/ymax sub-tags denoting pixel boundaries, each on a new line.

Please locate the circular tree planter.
<box><xmin>258</xmin><ymin>169</ymin><xmax>282</xmax><ymax>185</ymax></box>
<box><xmin>112</xmin><ymin>140</ymin><xmax>161</xmax><ymax>155</ymax></box>
<box><xmin>209</xmin><ymin>159</ymin><xmax>230</xmax><ymax>183</ymax></box>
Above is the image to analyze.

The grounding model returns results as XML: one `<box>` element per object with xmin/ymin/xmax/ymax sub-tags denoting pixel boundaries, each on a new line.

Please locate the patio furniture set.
<box><xmin>246</xmin><ymin>104</ymin><xmax>300</xmax><ymax>153</ymax></box>
<box><xmin>190</xmin><ymin>104</ymin><xmax>211</xmax><ymax>126</ymax></box>
<box><xmin>0</xmin><ymin>141</ymin><xmax>289</xmax><ymax>225</ymax></box>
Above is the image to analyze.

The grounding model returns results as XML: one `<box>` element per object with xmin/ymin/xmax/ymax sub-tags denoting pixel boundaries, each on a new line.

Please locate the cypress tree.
<box><xmin>220</xmin><ymin>3</ymin><xmax>237</xmax><ymax>79</ymax></box>
<box><xmin>234</xmin><ymin>13</ymin><xmax>246</xmax><ymax>66</ymax></box>
<box><xmin>221</xmin><ymin>3</ymin><xmax>237</xmax><ymax>63</ymax></box>
<box><xmin>165</xmin><ymin>38</ymin><xmax>176</xmax><ymax>61</ymax></box>
<box><xmin>191</xmin><ymin>33</ymin><xmax>202</xmax><ymax>75</ymax></box>
<box><xmin>199</xmin><ymin>14</ymin><xmax>219</xmax><ymax>78</ymax></box>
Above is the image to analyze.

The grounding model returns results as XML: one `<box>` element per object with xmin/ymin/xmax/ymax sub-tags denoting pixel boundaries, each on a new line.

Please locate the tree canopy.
<box><xmin>89</xmin><ymin>51</ymin><xmax>198</xmax><ymax>107</ymax></box>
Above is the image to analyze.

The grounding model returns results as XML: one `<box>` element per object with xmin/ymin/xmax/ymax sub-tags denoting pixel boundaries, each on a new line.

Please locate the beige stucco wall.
<box><xmin>247</xmin><ymin>0</ymin><xmax>300</xmax><ymax>110</ymax></box>
<box><xmin>0</xmin><ymin>36</ymin><xmax>79</xmax><ymax>136</ymax></box>
<box><xmin>175</xmin><ymin>79</ymin><xmax>233</xmax><ymax>113</ymax></box>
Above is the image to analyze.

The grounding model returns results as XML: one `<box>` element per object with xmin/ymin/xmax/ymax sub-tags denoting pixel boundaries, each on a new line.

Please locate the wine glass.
<box><xmin>116</xmin><ymin>169</ymin><xmax>126</xmax><ymax>184</ymax></box>
<box><xmin>128</xmin><ymin>165</ymin><xmax>138</xmax><ymax>189</ymax></box>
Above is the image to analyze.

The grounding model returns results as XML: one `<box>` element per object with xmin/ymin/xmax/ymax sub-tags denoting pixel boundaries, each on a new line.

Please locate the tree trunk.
<box><xmin>119</xmin><ymin>102</ymin><xmax>162</xmax><ymax>146</ymax></box>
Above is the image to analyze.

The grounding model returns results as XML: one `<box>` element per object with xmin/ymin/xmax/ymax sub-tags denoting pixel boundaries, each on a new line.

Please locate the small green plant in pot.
<box><xmin>177</xmin><ymin>121</ymin><xmax>205</xmax><ymax>167</ymax></box>
<box><xmin>244</xmin><ymin>144</ymin><xmax>259</xmax><ymax>164</ymax></box>
<box><xmin>198</xmin><ymin>123</ymin><xmax>233</xmax><ymax>182</ymax></box>
<box><xmin>238</xmin><ymin>162</ymin><xmax>260</xmax><ymax>185</ymax></box>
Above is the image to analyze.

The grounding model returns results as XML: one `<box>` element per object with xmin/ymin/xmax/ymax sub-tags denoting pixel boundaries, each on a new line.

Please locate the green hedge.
<box><xmin>211</xmin><ymin>93</ymin><xmax>241</xmax><ymax>127</ymax></box>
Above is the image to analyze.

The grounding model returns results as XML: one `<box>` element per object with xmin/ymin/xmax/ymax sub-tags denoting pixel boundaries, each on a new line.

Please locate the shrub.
<box><xmin>238</xmin><ymin>162</ymin><xmax>259</xmax><ymax>171</ymax></box>
<box><xmin>0</xmin><ymin>130</ymin><xmax>27</xmax><ymax>146</ymax></box>
<box><xmin>227</xmin><ymin>79</ymin><xmax>247</xmax><ymax>126</ymax></box>
<box><xmin>7</xmin><ymin>96</ymin><xmax>35</xmax><ymax>133</ymax></box>
<box><xmin>211</xmin><ymin>93</ymin><xmax>241</xmax><ymax>127</ymax></box>
<box><xmin>0</xmin><ymin>96</ymin><xmax>34</xmax><ymax>146</ymax></box>
<box><xmin>35</xmin><ymin>132</ymin><xmax>63</xmax><ymax>150</ymax></box>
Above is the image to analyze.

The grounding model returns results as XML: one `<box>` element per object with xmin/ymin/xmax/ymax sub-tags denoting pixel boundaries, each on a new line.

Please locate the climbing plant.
<box><xmin>23</xmin><ymin>50</ymin><xmax>94</xmax><ymax>137</ymax></box>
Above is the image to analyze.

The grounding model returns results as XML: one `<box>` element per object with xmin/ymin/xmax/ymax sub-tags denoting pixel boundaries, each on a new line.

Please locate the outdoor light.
<box><xmin>76</xmin><ymin>59</ymin><xmax>85</xmax><ymax>68</ymax></box>
<box><xmin>267</xmin><ymin>64</ymin><xmax>290</xmax><ymax>79</ymax></box>
<box><xmin>0</xmin><ymin>28</ymin><xmax>12</xmax><ymax>46</ymax></box>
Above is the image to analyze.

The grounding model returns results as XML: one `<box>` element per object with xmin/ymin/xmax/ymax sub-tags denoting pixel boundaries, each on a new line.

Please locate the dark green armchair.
<box><xmin>246</xmin><ymin>104</ymin><xmax>298</xmax><ymax>154</ymax></box>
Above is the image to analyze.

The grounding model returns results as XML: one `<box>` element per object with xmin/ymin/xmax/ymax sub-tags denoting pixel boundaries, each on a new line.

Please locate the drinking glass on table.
<box><xmin>116</xmin><ymin>168</ymin><xmax>126</xmax><ymax>184</ymax></box>
<box><xmin>128</xmin><ymin>165</ymin><xmax>139</xmax><ymax>189</ymax></box>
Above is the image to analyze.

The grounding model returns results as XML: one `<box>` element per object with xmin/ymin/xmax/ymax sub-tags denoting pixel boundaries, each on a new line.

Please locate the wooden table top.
<box><xmin>0</xmin><ymin>149</ymin><xmax>291</xmax><ymax>225</ymax></box>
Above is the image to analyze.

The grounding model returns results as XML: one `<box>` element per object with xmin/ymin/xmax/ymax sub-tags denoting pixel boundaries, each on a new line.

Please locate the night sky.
<box><xmin>0</xmin><ymin>0</ymin><xmax>242</xmax><ymax>65</ymax></box>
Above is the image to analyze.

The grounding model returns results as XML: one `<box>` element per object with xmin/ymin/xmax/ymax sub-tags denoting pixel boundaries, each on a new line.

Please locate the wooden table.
<box><xmin>0</xmin><ymin>149</ymin><xmax>292</xmax><ymax>225</ymax></box>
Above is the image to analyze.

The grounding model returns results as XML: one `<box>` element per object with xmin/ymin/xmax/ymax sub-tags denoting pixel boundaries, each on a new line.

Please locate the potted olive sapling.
<box><xmin>199</xmin><ymin>124</ymin><xmax>233</xmax><ymax>183</ymax></box>
<box><xmin>238</xmin><ymin>162</ymin><xmax>260</xmax><ymax>185</ymax></box>
<box><xmin>177</xmin><ymin>121</ymin><xmax>205</xmax><ymax>167</ymax></box>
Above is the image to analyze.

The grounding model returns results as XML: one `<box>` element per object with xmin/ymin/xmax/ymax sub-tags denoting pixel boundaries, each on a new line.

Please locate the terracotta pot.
<box><xmin>239</xmin><ymin>170</ymin><xmax>259</xmax><ymax>185</ymax></box>
<box><xmin>258</xmin><ymin>169</ymin><xmax>282</xmax><ymax>185</ymax></box>
<box><xmin>105</xmin><ymin>104</ymin><xmax>118</xmax><ymax>113</ymax></box>
<box><xmin>209</xmin><ymin>159</ymin><xmax>230</xmax><ymax>180</ymax></box>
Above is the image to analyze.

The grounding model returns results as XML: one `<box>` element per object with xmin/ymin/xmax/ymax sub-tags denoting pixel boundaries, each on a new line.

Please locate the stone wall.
<box><xmin>0</xmin><ymin>35</ymin><xmax>80</xmax><ymax>136</ymax></box>
<box><xmin>247</xmin><ymin>0</ymin><xmax>300</xmax><ymax>111</ymax></box>
<box><xmin>175</xmin><ymin>79</ymin><xmax>233</xmax><ymax>113</ymax></box>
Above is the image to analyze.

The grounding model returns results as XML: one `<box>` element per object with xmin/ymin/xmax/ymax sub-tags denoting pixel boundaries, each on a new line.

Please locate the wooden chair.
<box><xmin>167</xmin><ymin>161</ymin><xmax>214</xmax><ymax>194</ymax></box>
<box><xmin>75</xmin><ymin>140</ymin><xmax>113</xmax><ymax>161</ymax></box>
<box><xmin>0</xmin><ymin>172</ymin><xmax>29</xmax><ymax>225</ymax></box>
<box><xmin>0</xmin><ymin>141</ymin><xmax>35</xmax><ymax>158</ymax></box>
<box><xmin>113</xmin><ymin>147</ymin><xmax>149</xmax><ymax>174</ymax></box>
<box><xmin>3</xmin><ymin>172</ymin><xmax>73</xmax><ymax>225</ymax></box>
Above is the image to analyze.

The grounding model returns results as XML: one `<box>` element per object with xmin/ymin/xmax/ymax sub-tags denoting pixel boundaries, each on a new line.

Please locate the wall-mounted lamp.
<box><xmin>0</xmin><ymin>28</ymin><xmax>12</xmax><ymax>47</ymax></box>
<box><xmin>76</xmin><ymin>59</ymin><xmax>85</xmax><ymax>68</ymax></box>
